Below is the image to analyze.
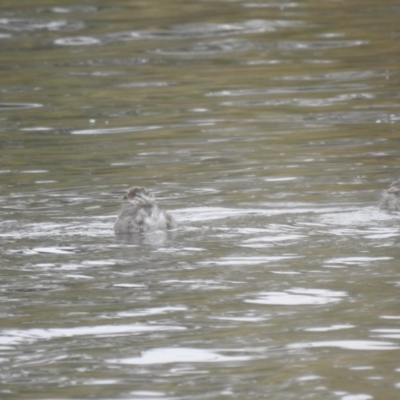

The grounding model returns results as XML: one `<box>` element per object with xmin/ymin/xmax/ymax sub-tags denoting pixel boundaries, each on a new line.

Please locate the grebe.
<box><xmin>379</xmin><ymin>178</ymin><xmax>400</xmax><ymax>211</ymax></box>
<box><xmin>114</xmin><ymin>187</ymin><xmax>176</xmax><ymax>233</ymax></box>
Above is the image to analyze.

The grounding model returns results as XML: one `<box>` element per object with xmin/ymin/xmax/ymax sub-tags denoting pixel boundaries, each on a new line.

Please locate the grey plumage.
<box><xmin>379</xmin><ymin>178</ymin><xmax>400</xmax><ymax>211</ymax></box>
<box><xmin>114</xmin><ymin>187</ymin><xmax>176</xmax><ymax>233</ymax></box>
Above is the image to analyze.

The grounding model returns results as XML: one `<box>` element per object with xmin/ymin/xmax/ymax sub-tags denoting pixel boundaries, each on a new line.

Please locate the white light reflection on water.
<box><xmin>113</xmin><ymin>306</ymin><xmax>187</xmax><ymax>318</ymax></box>
<box><xmin>200</xmin><ymin>255</ymin><xmax>299</xmax><ymax>266</ymax></box>
<box><xmin>325</xmin><ymin>256</ymin><xmax>392</xmax><ymax>266</ymax></box>
<box><xmin>178</xmin><ymin>206</ymin><xmax>264</xmax><ymax>221</ymax></box>
<box><xmin>319</xmin><ymin>208</ymin><xmax>396</xmax><ymax>226</ymax></box>
<box><xmin>71</xmin><ymin>125</ymin><xmax>162</xmax><ymax>135</ymax></box>
<box><xmin>304</xmin><ymin>325</ymin><xmax>355</xmax><ymax>332</ymax></box>
<box><xmin>246</xmin><ymin>288</ymin><xmax>346</xmax><ymax>305</ymax></box>
<box><xmin>339</xmin><ymin>395</ymin><xmax>372</xmax><ymax>400</ymax></box>
<box><xmin>288</xmin><ymin>340</ymin><xmax>399</xmax><ymax>351</ymax></box>
<box><xmin>0</xmin><ymin>219</ymin><xmax>113</xmax><ymax>240</ymax></box>
<box><xmin>371</xmin><ymin>329</ymin><xmax>400</xmax><ymax>340</ymax></box>
<box><xmin>109</xmin><ymin>347</ymin><xmax>252</xmax><ymax>365</ymax></box>
<box><xmin>128</xmin><ymin>391</ymin><xmax>167</xmax><ymax>399</ymax></box>
<box><xmin>0</xmin><ymin>324</ymin><xmax>186</xmax><ymax>346</ymax></box>
<box><xmin>0</xmin><ymin>102</ymin><xmax>43</xmax><ymax>110</ymax></box>
<box><xmin>54</xmin><ymin>36</ymin><xmax>101</xmax><ymax>46</ymax></box>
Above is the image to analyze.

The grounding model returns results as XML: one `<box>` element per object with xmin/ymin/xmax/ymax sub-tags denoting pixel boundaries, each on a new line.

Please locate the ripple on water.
<box><xmin>0</xmin><ymin>102</ymin><xmax>43</xmax><ymax>111</ymax></box>
<box><xmin>200</xmin><ymin>255</ymin><xmax>299</xmax><ymax>267</ymax></box>
<box><xmin>54</xmin><ymin>19</ymin><xmax>303</xmax><ymax>48</ymax></box>
<box><xmin>71</xmin><ymin>125</ymin><xmax>161</xmax><ymax>135</ymax></box>
<box><xmin>242</xmin><ymin>233</ymin><xmax>305</xmax><ymax>246</ymax></box>
<box><xmin>154</xmin><ymin>38</ymin><xmax>257</xmax><ymax>56</ymax></box>
<box><xmin>304</xmin><ymin>324</ymin><xmax>355</xmax><ymax>332</ymax></box>
<box><xmin>246</xmin><ymin>288</ymin><xmax>346</xmax><ymax>305</ymax></box>
<box><xmin>108</xmin><ymin>347</ymin><xmax>252</xmax><ymax>365</ymax></box>
<box><xmin>116</xmin><ymin>81</ymin><xmax>174</xmax><ymax>88</ymax></box>
<box><xmin>143</xmin><ymin>19</ymin><xmax>304</xmax><ymax>39</ymax></box>
<box><xmin>278</xmin><ymin>40</ymin><xmax>367</xmax><ymax>50</ymax></box>
<box><xmin>102</xmin><ymin>19</ymin><xmax>305</xmax><ymax>43</ymax></box>
<box><xmin>1</xmin><ymin>219</ymin><xmax>112</xmax><ymax>240</ymax></box>
<box><xmin>371</xmin><ymin>329</ymin><xmax>400</xmax><ymax>340</ymax></box>
<box><xmin>324</xmin><ymin>256</ymin><xmax>392</xmax><ymax>267</ymax></box>
<box><xmin>129</xmin><ymin>391</ymin><xmax>167</xmax><ymax>399</ymax></box>
<box><xmin>0</xmin><ymin>18</ymin><xmax>84</xmax><ymax>32</ymax></box>
<box><xmin>288</xmin><ymin>340</ymin><xmax>399</xmax><ymax>351</ymax></box>
<box><xmin>54</xmin><ymin>36</ymin><xmax>101</xmax><ymax>46</ymax></box>
<box><xmin>319</xmin><ymin>207</ymin><xmax>395</xmax><ymax>226</ymax></box>
<box><xmin>206</xmin><ymin>84</ymin><xmax>370</xmax><ymax>97</ymax></box>
<box><xmin>309</xmin><ymin>110</ymin><xmax>400</xmax><ymax>124</ymax></box>
<box><xmin>113</xmin><ymin>306</ymin><xmax>187</xmax><ymax>318</ymax></box>
<box><xmin>17</xmin><ymin>246</ymin><xmax>76</xmax><ymax>255</ymax></box>
<box><xmin>20</xmin><ymin>127</ymin><xmax>53</xmax><ymax>132</ymax></box>
<box><xmin>177</xmin><ymin>207</ymin><xmax>281</xmax><ymax>222</ymax></box>
<box><xmin>0</xmin><ymin>324</ymin><xmax>186</xmax><ymax>346</ymax></box>
<box><xmin>220</xmin><ymin>94</ymin><xmax>374</xmax><ymax>108</ymax></box>
<box><xmin>51</xmin><ymin>6</ymin><xmax>98</xmax><ymax>13</ymax></box>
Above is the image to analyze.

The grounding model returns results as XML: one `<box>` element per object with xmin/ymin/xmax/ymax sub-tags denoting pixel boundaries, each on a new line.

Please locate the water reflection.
<box><xmin>54</xmin><ymin>36</ymin><xmax>101</xmax><ymax>46</ymax></box>
<box><xmin>289</xmin><ymin>340</ymin><xmax>399</xmax><ymax>351</ymax></box>
<box><xmin>55</xmin><ymin>19</ymin><xmax>305</xmax><ymax>47</ymax></box>
<box><xmin>0</xmin><ymin>18</ymin><xmax>83</xmax><ymax>31</ymax></box>
<box><xmin>110</xmin><ymin>347</ymin><xmax>252</xmax><ymax>365</ymax></box>
<box><xmin>0</xmin><ymin>102</ymin><xmax>43</xmax><ymax>110</ymax></box>
<box><xmin>0</xmin><ymin>324</ymin><xmax>186</xmax><ymax>346</ymax></box>
<box><xmin>245</xmin><ymin>288</ymin><xmax>346</xmax><ymax>305</ymax></box>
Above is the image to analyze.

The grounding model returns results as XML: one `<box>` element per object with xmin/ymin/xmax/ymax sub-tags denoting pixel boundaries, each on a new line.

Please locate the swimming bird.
<box><xmin>114</xmin><ymin>187</ymin><xmax>176</xmax><ymax>233</ymax></box>
<box><xmin>379</xmin><ymin>178</ymin><xmax>400</xmax><ymax>211</ymax></box>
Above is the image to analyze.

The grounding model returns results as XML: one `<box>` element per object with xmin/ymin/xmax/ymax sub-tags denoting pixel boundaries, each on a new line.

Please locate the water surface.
<box><xmin>1</xmin><ymin>1</ymin><xmax>400</xmax><ymax>399</ymax></box>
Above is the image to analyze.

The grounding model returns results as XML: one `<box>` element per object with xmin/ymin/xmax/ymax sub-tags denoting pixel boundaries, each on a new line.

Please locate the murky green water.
<box><xmin>1</xmin><ymin>1</ymin><xmax>400</xmax><ymax>399</ymax></box>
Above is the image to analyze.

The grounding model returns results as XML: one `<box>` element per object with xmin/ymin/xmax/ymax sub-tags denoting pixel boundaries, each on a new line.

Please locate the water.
<box><xmin>1</xmin><ymin>1</ymin><xmax>400</xmax><ymax>399</ymax></box>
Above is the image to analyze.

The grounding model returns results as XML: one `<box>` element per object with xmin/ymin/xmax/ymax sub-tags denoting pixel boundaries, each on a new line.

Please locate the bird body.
<box><xmin>114</xmin><ymin>187</ymin><xmax>176</xmax><ymax>233</ymax></box>
<box><xmin>379</xmin><ymin>178</ymin><xmax>400</xmax><ymax>211</ymax></box>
